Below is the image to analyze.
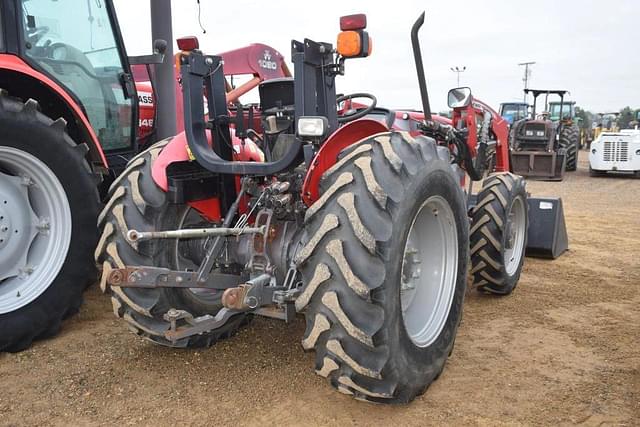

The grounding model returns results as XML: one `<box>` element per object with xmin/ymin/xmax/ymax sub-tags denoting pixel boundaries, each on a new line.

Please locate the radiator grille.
<box><xmin>602</xmin><ymin>141</ymin><xmax>629</xmax><ymax>162</ymax></box>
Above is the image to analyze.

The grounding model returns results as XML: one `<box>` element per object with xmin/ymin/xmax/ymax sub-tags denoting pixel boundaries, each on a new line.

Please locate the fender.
<box><xmin>301</xmin><ymin>119</ymin><xmax>388</xmax><ymax>206</ymax></box>
<box><xmin>151</xmin><ymin>129</ymin><xmax>264</xmax><ymax>221</ymax></box>
<box><xmin>0</xmin><ymin>54</ymin><xmax>107</xmax><ymax>167</ymax></box>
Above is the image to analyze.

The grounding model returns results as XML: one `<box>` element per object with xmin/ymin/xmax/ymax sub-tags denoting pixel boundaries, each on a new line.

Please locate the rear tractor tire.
<box><xmin>470</xmin><ymin>173</ymin><xmax>528</xmax><ymax>295</ymax></box>
<box><xmin>95</xmin><ymin>140</ymin><xmax>248</xmax><ymax>348</ymax></box>
<box><xmin>295</xmin><ymin>132</ymin><xmax>469</xmax><ymax>403</ymax></box>
<box><xmin>559</xmin><ymin>125</ymin><xmax>579</xmax><ymax>172</ymax></box>
<box><xmin>0</xmin><ymin>93</ymin><xmax>99</xmax><ymax>352</ymax></box>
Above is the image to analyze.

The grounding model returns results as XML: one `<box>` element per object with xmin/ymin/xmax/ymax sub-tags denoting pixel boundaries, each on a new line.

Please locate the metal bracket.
<box><xmin>107</xmin><ymin>266</ymin><xmax>244</xmax><ymax>290</ymax></box>
<box><xmin>248</xmin><ymin>209</ymin><xmax>273</xmax><ymax>273</ymax></box>
<box><xmin>163</xmin><ymin>308</ymin><xmax>239</xmax><ymax>343</ymax></box>
<box><xmin>255</xmin><ymin>303</ymin><xmax>296</xmax><ymax>323</ymax></box>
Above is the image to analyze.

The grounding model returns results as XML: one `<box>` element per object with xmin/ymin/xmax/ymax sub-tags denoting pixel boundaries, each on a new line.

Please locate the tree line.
<box><xmin>575</xmin><ymin>106</ymin><xmax>640</xmax><ymax>129</ymax></box>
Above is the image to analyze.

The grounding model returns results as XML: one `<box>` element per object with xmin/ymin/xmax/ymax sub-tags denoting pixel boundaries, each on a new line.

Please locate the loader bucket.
<box><xmin>526</xmin><ymin>197</ymin><xmax>568</xmax><ymax>259</ymax></box>
<box><xmin>511</xmin><ymin>151</ymin><xmax>566</xmax><ymax>181</ymax></box>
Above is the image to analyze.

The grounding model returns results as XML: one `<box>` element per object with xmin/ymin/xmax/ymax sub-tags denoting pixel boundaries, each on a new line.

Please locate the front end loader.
<box><xmin>96</xmin><ymin>12</ymin><xmax>536</xmax><ymax>403</ymax></box>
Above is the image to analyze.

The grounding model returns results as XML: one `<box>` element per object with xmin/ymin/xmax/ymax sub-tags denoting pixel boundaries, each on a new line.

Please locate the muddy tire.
<box><xmin>295</xmin><ymin>132</ymin><xmax>469</xmax><ymax>403</ymax></box>
<box><xmin>559</xmin><ymin>125</ymin><xmax>579</xmax><ymax>171</ymax></box>
<box><xmin>0</xmin><ymin>94</ymin><xmax>99</xmax><ymax>352</ymax></box>
<box><xmin>470</xmin><ymin>173</ymin><xmax>528</xmax><ymax>295</ymax></box>
<box><xmin>95</xmin><ymin>140</ymin><xmax>248</xmax><ymax>348</ymax></box>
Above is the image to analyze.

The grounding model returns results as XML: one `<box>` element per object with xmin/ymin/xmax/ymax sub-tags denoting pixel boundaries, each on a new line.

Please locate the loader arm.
<box><xmin>451</xmin><ymin>97</ymin><xmax>510</xmax><ymax>175</ymax></box>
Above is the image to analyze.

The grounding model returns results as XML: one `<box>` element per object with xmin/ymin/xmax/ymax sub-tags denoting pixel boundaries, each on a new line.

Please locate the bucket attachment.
<box><xmin>511</xmin><ymin>151</ymin><xmax>566</xmax><ymax>181</ymax></box>
<box><xmin>526</xmin><ymin>197</ymin><xmax>568</xmax><ymax>259</ymax></box>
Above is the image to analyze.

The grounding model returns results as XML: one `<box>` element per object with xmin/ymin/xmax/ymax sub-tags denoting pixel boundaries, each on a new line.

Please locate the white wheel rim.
<box><xmin>401</xmin><ymin>195</ymin><xmax>458</xmax><ymax>348</ymax></box>
<box><xmin>0</xmin><ymin>146</ymin><xmax>72</xmax><ymax>313</ymax></box>
<box><xmin>504</xmin><ymin>196</ymin><xmax>526</xmax><ymax>275</ymax></box>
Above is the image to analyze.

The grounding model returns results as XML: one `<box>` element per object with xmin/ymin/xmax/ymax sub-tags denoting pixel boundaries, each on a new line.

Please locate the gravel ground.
<box><xmin>1</xmin><ymin>155</ymin><xmax>638</xmax><ymax>426</ymax></box>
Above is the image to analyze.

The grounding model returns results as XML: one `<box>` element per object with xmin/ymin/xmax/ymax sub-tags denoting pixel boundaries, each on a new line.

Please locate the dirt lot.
<box><xmin>1</xmin><ymin>155</ymin><xmax>638</xmax><ymax>426</ymax></box>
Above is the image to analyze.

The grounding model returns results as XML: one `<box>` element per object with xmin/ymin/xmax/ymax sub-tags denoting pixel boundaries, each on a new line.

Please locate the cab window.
<box><xmin>20</xmin><ymin>0</ymin><xmax>133</xmax><ymax>151</ymax></box>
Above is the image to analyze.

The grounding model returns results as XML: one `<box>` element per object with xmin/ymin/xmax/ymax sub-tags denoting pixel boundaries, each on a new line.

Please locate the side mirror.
<box><xmin>447</xmin><ymin>87</ymin><xmax>472</xmax><ymax>109</ymax></box>
<box><xmin>153</xmin><ymin>39</ymin><xmax>168</xmax><ymax>56</ymax></box>
<box><xmin>128</xmin><ymin>39</ymin><xmax>168</xmax><ymax>66</ymax></box>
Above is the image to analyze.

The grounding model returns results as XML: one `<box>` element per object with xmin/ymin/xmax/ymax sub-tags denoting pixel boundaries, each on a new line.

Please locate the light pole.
<box><xmin>450</xmin><ymin>66</ymin><xmax>466</xmax><ymax>87</ymax></box>
<box><xmin>518</xmin><ymin>61</ymin><xmax>535</xmax><ymax>103</ymax></box>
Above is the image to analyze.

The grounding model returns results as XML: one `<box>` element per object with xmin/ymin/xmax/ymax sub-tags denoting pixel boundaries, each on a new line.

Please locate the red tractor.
<box><xmin>96</xmin><ymin>12</ymin><xmax>529</xmax><ymax>403</ymax></box>
<box><xmin>0</xmin><ymin>0</ymin><xmax>289</xmax><ymax>352</ymax></box>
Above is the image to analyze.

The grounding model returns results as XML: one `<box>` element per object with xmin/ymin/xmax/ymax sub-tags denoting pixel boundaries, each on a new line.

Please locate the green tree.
<box><xmin>575</xmin><ymin>106</ymin><xmax>593</xmax><ymax>129</ymax></box>
<box><xmin>618</xmin><ymin>106</ymin><xmax>634</xmax><ymax>129</ymax></box>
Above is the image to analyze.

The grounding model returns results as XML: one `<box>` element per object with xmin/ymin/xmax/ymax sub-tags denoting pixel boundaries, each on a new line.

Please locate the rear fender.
<box><xmin>301</xmin><ymin>119</ymin><xmax>388</xmax><ymax>206</ymax></box>
<box><xmin>0</xmin><ymin>54</ymin><xmax>107</xmax><ymax>167</ymax></box>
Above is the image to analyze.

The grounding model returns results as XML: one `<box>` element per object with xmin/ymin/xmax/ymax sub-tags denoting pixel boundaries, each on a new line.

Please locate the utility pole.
<box><xmin>450</xmin><ymin>66</ymin><xmax>466</xmax><ymax>87</ymax></box>
<box><xmin>150</xmin><ymin>0</ymin><xmax>177</xmax><ymax>140</ymax></box>
<box><xmin>518</xmin><ymin>61</ymin><xmax>535</xmax><ymax>103</ymax></box>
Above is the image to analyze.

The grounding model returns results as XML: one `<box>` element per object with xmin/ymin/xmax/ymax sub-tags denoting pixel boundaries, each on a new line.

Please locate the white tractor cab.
<box><xmin>589</xmin><ymin>113</ymin><xmax>640</xmax><ymax>177</ymax></box>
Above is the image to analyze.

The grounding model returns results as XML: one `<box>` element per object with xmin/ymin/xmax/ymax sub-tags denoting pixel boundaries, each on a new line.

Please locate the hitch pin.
<box><xmin>127</xmin><ymin>225</ymin><xmax>266</xmax><ymax>243</ymax></box>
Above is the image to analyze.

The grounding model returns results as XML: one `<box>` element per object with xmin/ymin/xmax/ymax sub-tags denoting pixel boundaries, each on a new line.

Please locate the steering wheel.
<box><xmin>337</xmin><ymin>93</ymin><xmax>377</xmax><ymax>123</ymax></box>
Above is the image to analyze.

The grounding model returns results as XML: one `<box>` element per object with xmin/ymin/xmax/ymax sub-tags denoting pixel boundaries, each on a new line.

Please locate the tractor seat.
<box><xmin>259</xmin><ymin>77</ymin><xmax>294</xmax><ymax>112</ymax></box>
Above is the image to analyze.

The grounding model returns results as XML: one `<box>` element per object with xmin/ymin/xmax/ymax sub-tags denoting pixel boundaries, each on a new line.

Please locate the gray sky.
<box><xmin>114</xmin><ymin>0</ymin><xmax>639</xmax><ymax>113</ymax></box>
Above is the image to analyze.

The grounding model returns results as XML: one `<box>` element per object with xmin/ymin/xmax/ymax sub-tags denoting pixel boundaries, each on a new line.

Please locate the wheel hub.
<box><xmin>400</xmin><ymin>195</ymin><xmax>458</xmax><ymax>348</ymax></box>
<box><xmin>504</xmin><ymin>197</ymin><xmax>526</xmax><ymax>276</ymax></box>
<box><xmin>505</xmin><ymin>218</ymin><xmax>515</xmax><ymax>249</ymax></box>
<box><xmin>0</xmin><ymin>204</ymin><xmax>11</xmax><ymax>250</ymax></box>
<box><xmin>0</xmin><ymin>171</ymin><xmax>38</xmax><ymax>282</ymax></box>
<box><xmin>0</xmin><ymin>147</ymin><xmax>72</xmax><ymax>314</ymax></box>
<box><xmin>401</xmin><ymin>247</ymin><xmax>421</xmax><ymax>291</ymax></box>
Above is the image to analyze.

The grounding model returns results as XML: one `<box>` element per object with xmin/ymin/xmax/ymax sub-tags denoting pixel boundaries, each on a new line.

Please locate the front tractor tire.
<box><xmin>295</xmin><ymin>132</ymin><xmax>469</xmax><ymax>403</ymax></box>
<box><xmin>559</xmin><ymin>124</ymin><xmax>579</xmax><ymax>172</ymax></box>
<box><xmin>95</xmin><ymin>140</ymin><xmax>247</xmax><ymax>348</ymax></box>
<box><xmin>0</xmin><ymin>93</ymin><xmax>99</xmax><ymax>352</ymax></box>
<box><xmin>470</xmin><ymin>173</ymin><xmax>528</xmax><ymax>295</ymax></box>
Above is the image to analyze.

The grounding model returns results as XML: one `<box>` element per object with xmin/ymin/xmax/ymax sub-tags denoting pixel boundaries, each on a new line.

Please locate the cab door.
<box><xmin>18</xmin><ymin>0</ymin><xmax>137</xmax><ymax>155</ymax></box>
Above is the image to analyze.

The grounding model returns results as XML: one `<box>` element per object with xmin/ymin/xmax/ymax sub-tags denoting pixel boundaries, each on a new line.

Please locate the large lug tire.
<box><xmin>470</xmin><ymin>173</ymin><xmax>528</xmax><ymax>295</ymax></box>
<box><xmin>0</xmin><ymin>93</ymin><xmax>99</xmax><ymax>352</ymax></box>
<box><xmin>295</xmin><ymin>132</ymin><xmax>469</xmax><ymax>403</ymax></box>
<box><xmin>95</xmin><ymin>140</ymin><xmax>248</xmax><ymax>348</ymax></box>
<box><xmin>559</xmin><ymin>125</ymin><xmax>579</xmax><ymax>171</ymax></box>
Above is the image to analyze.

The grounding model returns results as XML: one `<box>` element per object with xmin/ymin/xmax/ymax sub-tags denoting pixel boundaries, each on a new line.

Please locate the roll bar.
<box><xmin>180</xmin><ymin>51</ymin><xmax>302</xmax><ymax>175</ymax></box>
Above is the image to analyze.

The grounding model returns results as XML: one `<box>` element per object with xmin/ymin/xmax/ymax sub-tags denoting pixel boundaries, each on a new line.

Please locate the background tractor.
<box><xmin>499</xmin><ymin>101</ymin><xmax>529</xmax><ymax>125</ymax></box>
<box><xmin>510</xmin><ymin>89</ymin><xmax>579</xmax><ymax>179</ymax></box>
<box><xmin>593</xmin><ymin>112</ymin><xmax>621</xmax><ymax>141</ymax></box>
<box><xmin>96</xmin><ymin>12</ymin><xmax>531</xmax><ymax>403</ymax></box>
<box><xmin>0</xmin><ymin>0</ymin><xmax>144</xmax><ymax>352</ymax></box>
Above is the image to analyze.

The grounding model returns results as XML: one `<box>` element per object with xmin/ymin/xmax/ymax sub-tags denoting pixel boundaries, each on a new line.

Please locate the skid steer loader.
<box><xmin>96</xmin><ymin>12</ymin><xmax>538</xmax><ymax>403</ymax></box>
<box><xmin>510</xmin><ymin>89</ymin><xmax>579</xmax><ymax>179</ymax></box>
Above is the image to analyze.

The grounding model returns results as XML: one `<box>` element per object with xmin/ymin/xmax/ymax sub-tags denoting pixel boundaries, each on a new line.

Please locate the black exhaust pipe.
<box><xmin>411</xmin><ymin>12</ymin><xmax>432</xmax><ymax>121</ymax></box>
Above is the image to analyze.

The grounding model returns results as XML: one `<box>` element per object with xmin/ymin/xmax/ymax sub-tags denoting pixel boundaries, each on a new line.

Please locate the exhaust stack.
<box><xmin>411</xmin><ymin>12</ymin><xmax>432</xmax><ymax>121</ymax></box>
